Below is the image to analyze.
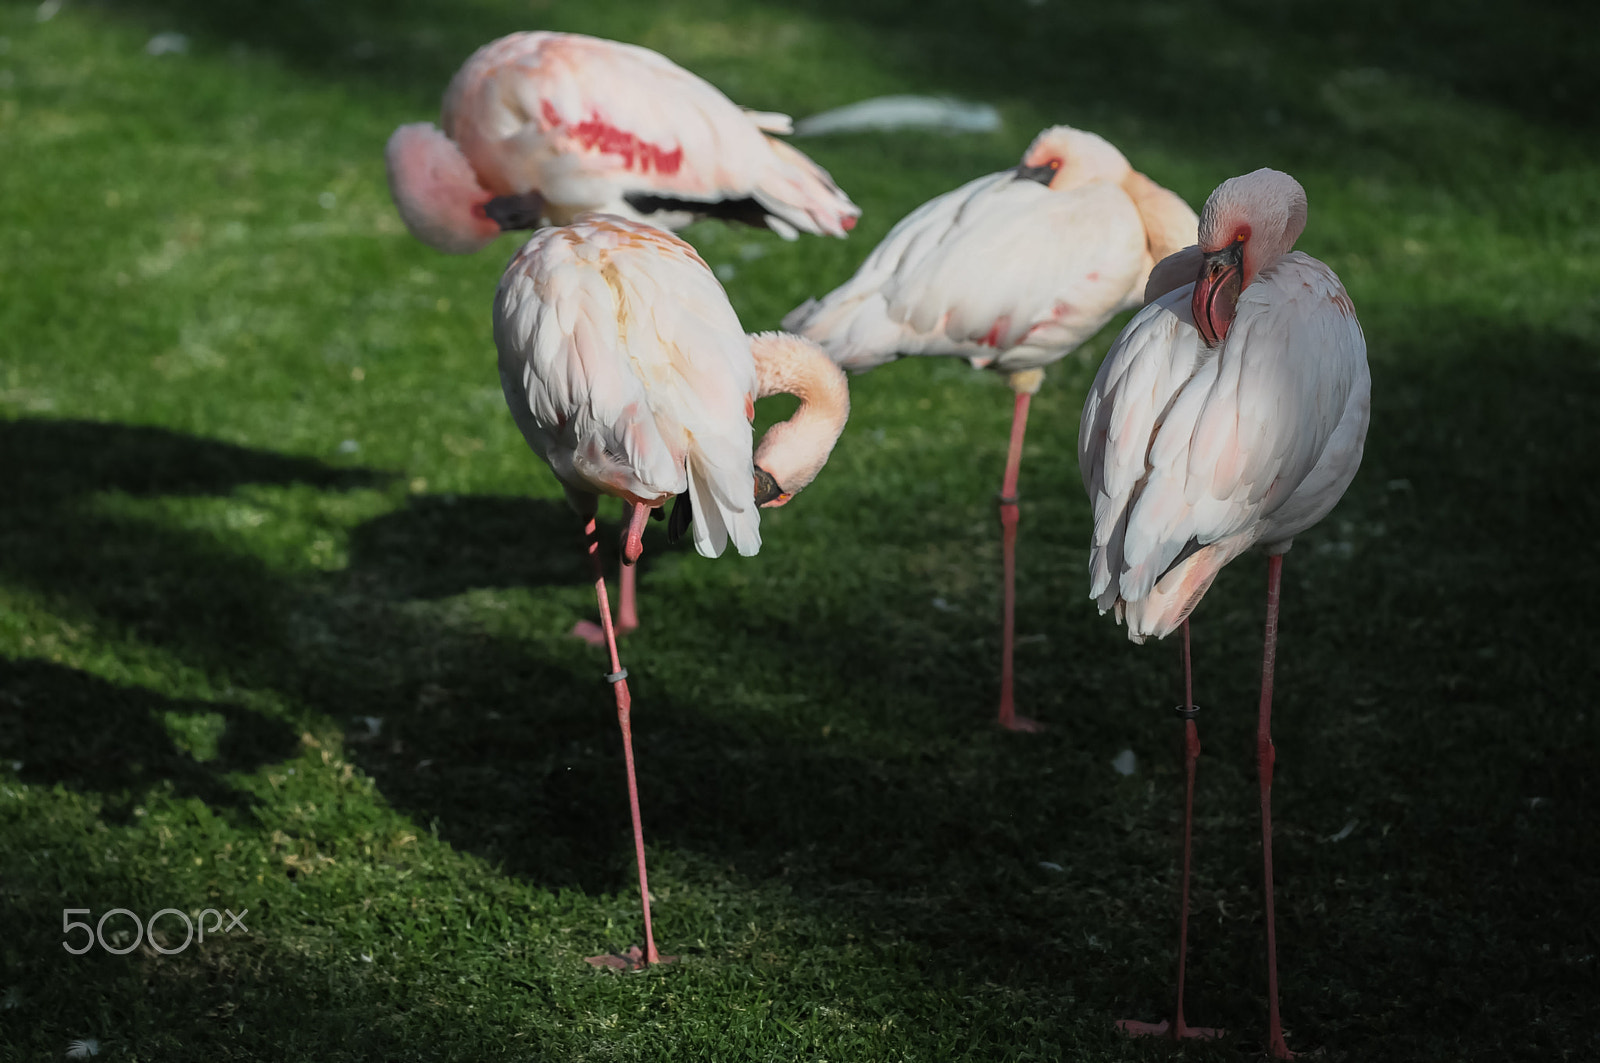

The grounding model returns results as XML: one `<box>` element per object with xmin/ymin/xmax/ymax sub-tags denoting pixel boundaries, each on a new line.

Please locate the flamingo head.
<box><xmin>1192</xmin><ymin>168</ymin><xmax>1307</xmax><ymax>346</ymax></box>
<box><xmin>385</xmin><ymin>123</ymin><xmax>528</xmax><ymax>254</ymax></box>
<box><xmin>1015</xmin><ymin>125</ymin><xmax>1131</xmax><ymax>190</ymax></box>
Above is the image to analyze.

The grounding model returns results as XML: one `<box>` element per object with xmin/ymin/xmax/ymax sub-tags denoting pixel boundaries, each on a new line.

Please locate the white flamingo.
<box><xmin>494</xmin><ymin>213</ymin><xmax>850</xmax><ymax>967</ymax></box>
<box><xmin>387</xmin><ymin>31</ymin><xmax>860</xmax><ymax>254</ymax></box>
<box><xmin>1079</xmin><ymin>168</ymin><xmax>1370</xmax><ymax>1057</ymax></box>
<box><xmin>784</xmin><ymin>125</ymin><xmax>1197</xmax><ymax>731</ymax></box>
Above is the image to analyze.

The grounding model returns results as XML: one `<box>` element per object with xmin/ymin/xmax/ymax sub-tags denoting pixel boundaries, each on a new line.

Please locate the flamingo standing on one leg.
<box><xmin>784</xmin><ymin>125</ymin><xmax>1197</xmax><ymax>731</ymax></box>
<box><xmin>1078</xmin><ymin>168</ymin><xmax>1370</xmax><ymax>1057</ymax></box>
<box><xmin>386</xmin><ymin>31</ymin><xmax>860</xmax><ymax>255</ymax></box>
<box><xmin>494</xmin><ymin>213</ymin><xmax>850</xmax><ymax>968</ymax></box>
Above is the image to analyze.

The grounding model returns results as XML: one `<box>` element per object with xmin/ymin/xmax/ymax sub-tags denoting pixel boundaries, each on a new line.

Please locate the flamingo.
<box><xmin>494</xmin><ymin>213</ymin><xmax>850</xmax><ymax>968</ymax></box>
<box><xmin>1078</xmin><ymin>168</ymin><xmax>1370</xmax><ymax>1057</ymax></box>
<box><xmin>386</xmin><ymin>31</ymin><xmax>860</xmax><ymax>254</ymax></box>
<box><xmin>784</xmin><ymin>125</ymin><xmax>1197</xmax><ymax>731</ymax></box>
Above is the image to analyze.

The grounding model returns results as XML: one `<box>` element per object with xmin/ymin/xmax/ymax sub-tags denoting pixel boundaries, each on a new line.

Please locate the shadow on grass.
<box><xmin>0</xmin><ymin>417</ymin><xmax>387</xmax><ymax>822</ymax></box>
<box><xmin>0</xmin><ymin>657</ymin><xmax>297</xmax><ymax>822</ymax></box>
<box><xmin>98</xmin><ymin>0</ymin><xmax>550</xmax><ymax>104</ymax></box>
<box><xmin>342</xmin><ymin>491</ymin><xmax>675</xmax><ymax>601</ymax></box>
<box><xmin>2</xmin><ymin>418</ymin><xmax>384</xmax><ymax>504</ymax></box>
<box><xmin>768</xmin><ymin>0</ymin><xmax>1598</xmax><ymax>135</ymax></box>
<box><xmin>297</xmin><ymin>307</ymin><xmax>1600</xmax><ymax>1060</ymax></box>
<box><xmin>0</xmin><ymin>418</ymin><xmax>389</xmax><ymax>681</ymax></box>
<box><xmin>95</xmin><ymin>0</ymin><xmax>1599</xmax><ymax>168</ymax></box>
<box><xmin>2</xmin><ymin>302</ymin><xmax>1599</xmax><ymax>1059</ymax></box>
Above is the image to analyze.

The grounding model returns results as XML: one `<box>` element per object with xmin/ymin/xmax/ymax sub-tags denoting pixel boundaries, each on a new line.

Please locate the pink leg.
<box><xmin>996</xmin><ymin>390</ymin><xmax>1042</xmax><ymax>733</ymax></box>
<box><xmin>1120</xmin><ymin>621</ymin><xmax>1224</xmax><ymax>1043</ymax></box>
<box><xmin>572</xmin><ymin>504</ymin><xmax>649</xmax><ymax>645</ymax></box>
<box><xmin>1258</xmin><ymin>553</ymin><xmax>1294</xmax><ymax>1058</ymax></box>
<box><xmin>615</xmin><ymin>503</ymin><xmax>648</xmax><ymax>635</ymax></box>
<box><xmin>617</xmin><ymin>562</ymin><xmax>639</xmax><ymax>636</ymax></box>
<box><xmin>576</xmin><ymin>516</ymin><xmax>672</xmax><ymax>970</ymax></box>
<box><xmin>620</xmin><ymin>501</ymin><xmax>650</xmax><ymax>565</ymax></box>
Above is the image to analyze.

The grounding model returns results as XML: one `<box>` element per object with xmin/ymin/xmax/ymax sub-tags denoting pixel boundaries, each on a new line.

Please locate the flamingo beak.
<box><xmin>754</xmin><ymin>466</ymin><xmax>791</xmax><ymax>508</ymax></box>
<box><xmin>1013</xmin><ymin>162</ymin><xmax>1058</xmax><ymax>185</ymax></box>
<box><xmin>482</xmin><ymin>191</ymin><xmax>547</xmax><ymax>232</ymax></box>
<box><xmin>1192</xmin><ymin>242</ymin><xmax>1244</xmax><ymax>347</ymax></box>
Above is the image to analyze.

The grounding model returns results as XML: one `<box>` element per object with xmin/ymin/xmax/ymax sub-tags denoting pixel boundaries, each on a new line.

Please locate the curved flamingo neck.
<box><xmin>749</xmin><ymin>332</ymin><xmax>850</xmax><ymax>505</ymax></box>
<box><xmin>1121</xmin><ymin>171</ymin><xmax>1199</xmax><ymax>267</ymax></box>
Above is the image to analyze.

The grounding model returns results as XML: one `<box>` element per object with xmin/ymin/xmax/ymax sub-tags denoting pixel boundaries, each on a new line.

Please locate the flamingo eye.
<box><xmin>1048</xmin><ymin>158</ymin><xmax>1062</xmax><ymax>171</ymax></box>
<box><xmin>1234</xmin><ymin>232</ymin><xmax>1247</xmax><ymax>243</ymax></box>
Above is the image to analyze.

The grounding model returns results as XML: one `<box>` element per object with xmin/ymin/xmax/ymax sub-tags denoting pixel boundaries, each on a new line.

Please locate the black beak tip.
<box><xmin>484</xmin><ymin>192</ymin><xmax>547</xmax><ymax>232</ymax></box>
<box><xmin>1203</xmin><ymin>241</ymin><xmax>1246</xmax><ymax>271</ymax></box>
<box><xmin>754</xmin><ymin>467</ymin><xmax>784</xmax><ymax>506</ymax></box>
<box><xmin>1013</xmin><ymin>162</ymin><xmax>1057</xmax><ymax>186</ymax></box>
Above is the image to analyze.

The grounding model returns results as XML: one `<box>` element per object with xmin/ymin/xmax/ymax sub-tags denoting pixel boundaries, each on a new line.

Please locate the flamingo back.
<box><xmin>444</xmin><ymin>32</ymin><xmax>857</xmax><ymax>237</ymax></box>
<box><xmin>495</xmin><ymin>215</ymin><xmax>763</xmax><ymax>559</ymax></box>
<box><xmin>786</xmin><ymin>172</ymin><xmax>1148</xmax><ymax>373</ymax></box>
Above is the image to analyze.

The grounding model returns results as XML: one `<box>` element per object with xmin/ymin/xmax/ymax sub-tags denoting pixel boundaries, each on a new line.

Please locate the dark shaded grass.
<box><xmin>0</xmin><ymin>658</ymin><xmax>297</xmax><ymax>822</ymax></box>
<box><xmin>91</xmin><ymin>0</ymin><xmax>1600</xmax><ymax>137</ymax></box>
<box><xmin>3</xmin><ymin>320</ymin><xmax>1598</xmax><ymax>1058</ymax></box>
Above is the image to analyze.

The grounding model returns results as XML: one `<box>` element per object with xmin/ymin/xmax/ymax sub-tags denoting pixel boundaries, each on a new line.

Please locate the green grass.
<box><xmin>2</xmin><ymin>0</ymin><xmax>1598</xmax><ymax>1059</ymax></box>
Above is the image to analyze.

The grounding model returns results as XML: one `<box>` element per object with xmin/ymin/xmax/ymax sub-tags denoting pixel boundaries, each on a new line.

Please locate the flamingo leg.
<box><xmin>617</xmin><ymin>561</ymin><xmax>639</xmax><ymax>636</ymax></box>
<box><xmin>1119</xmin><ymin>621</ymin><xmax>1224</xmax><ymax>1044</ymax></box>
<box><xmin>615</xmin><ymin>502</ymin><xmax>648</xmax><ymax>635</ymax></box>
<box><xmin>996</xmin><ymin>388</ymin><xmax>1042</xmax><ymax>733</ymax></box>
<box><xmin>1258</xmin><ymin>553</ymin><xmax>1294</xmax><ymax>1058</ymax></box>
<box><xmin>577</xmin><ymin>516</ymin><xmax>671</xmax><ymax>970</ymax></box>
<box><xmin>620</xmin><ymin>501</ymin><xmax>650</xmax><ymax>565</ymax></box>
<box><xmin>572</xmin><ymin>503</ymin><xmax>650</xmax><ymax>646</ymax></box>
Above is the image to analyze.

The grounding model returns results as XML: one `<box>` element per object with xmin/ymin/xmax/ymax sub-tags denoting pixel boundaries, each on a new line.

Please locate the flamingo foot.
<box><xmin>584</xmin><ymin>945</ymin><xmax>678</xmax><ymax>971</ymax></box>
<box><xmin>1116</xmin><ymin>1018</ymin><xmax>1226</xmax><ymax>1042</ymax></box>
<box><xmin>997</xmin><ymin>711</ymin><xmax>1045</xmax><ymax>733</ymax></box>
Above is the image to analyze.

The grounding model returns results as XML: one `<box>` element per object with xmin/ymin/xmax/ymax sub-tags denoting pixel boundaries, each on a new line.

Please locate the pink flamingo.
<box><xmin>494</xmin><ymin>213</ymin><xmax>850</xmax><ymax>968</ymax></box>
<box><xmin>386</xmin><ymin>31</ymin><xmax>860</xmax><ymax>254</ymax></box>
<box><xmin>785</xmin><ymin>125</ymin><xmax>1196</xmax><ymax>731</ymax></box>
<box><xmin>1078</xmin><ymin>168</ymin><xmax>1370</xmax><ymax>1057</ymax></box>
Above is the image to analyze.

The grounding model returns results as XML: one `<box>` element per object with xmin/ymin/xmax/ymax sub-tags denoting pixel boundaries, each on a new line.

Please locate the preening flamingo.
<box><xmin>494</xmin><ymin>213</ymin><xmax>850</xmax><ymax>967</ymax></box>
<box><xmin>784</xmin><ymin>125</ymin><xmax>1197</xmax><ymax>731</ymax></box>
<box><xmin>387</xmin><ymin>31</ymin><xmax>860</xmax><ymax>254</ymax></box>
<box><xmin>1078</xmin><ymin>168</ymin><xmax>1370</xmax><ymax>1056</ymax></box>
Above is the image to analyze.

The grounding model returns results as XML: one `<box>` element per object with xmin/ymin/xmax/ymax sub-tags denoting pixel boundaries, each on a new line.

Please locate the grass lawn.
<box><xmin>2</xmin><ymin>0</ymin><xmax>1598</xmax><ymax>1059</ymax></box>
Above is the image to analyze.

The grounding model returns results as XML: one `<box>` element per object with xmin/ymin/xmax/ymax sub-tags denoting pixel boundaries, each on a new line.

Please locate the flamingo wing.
<box><xmin>494</xmin><ymin>215</ymin><xmax>762</xmax><ymax>558</ymax></box>
<box><xmin>786</xmin><ymin>173</ymin><xmax>1147</xmax><ymax>370</ymax></box>
<box><xmin>448</xmin><ymin>32</ymin><xmax>856</xmax><ymax>238</ymax></box>
<box><xmin>1080</xmin><ymin>252</ymin><xmax>1368</xmax><ymax>637</ymax></box>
